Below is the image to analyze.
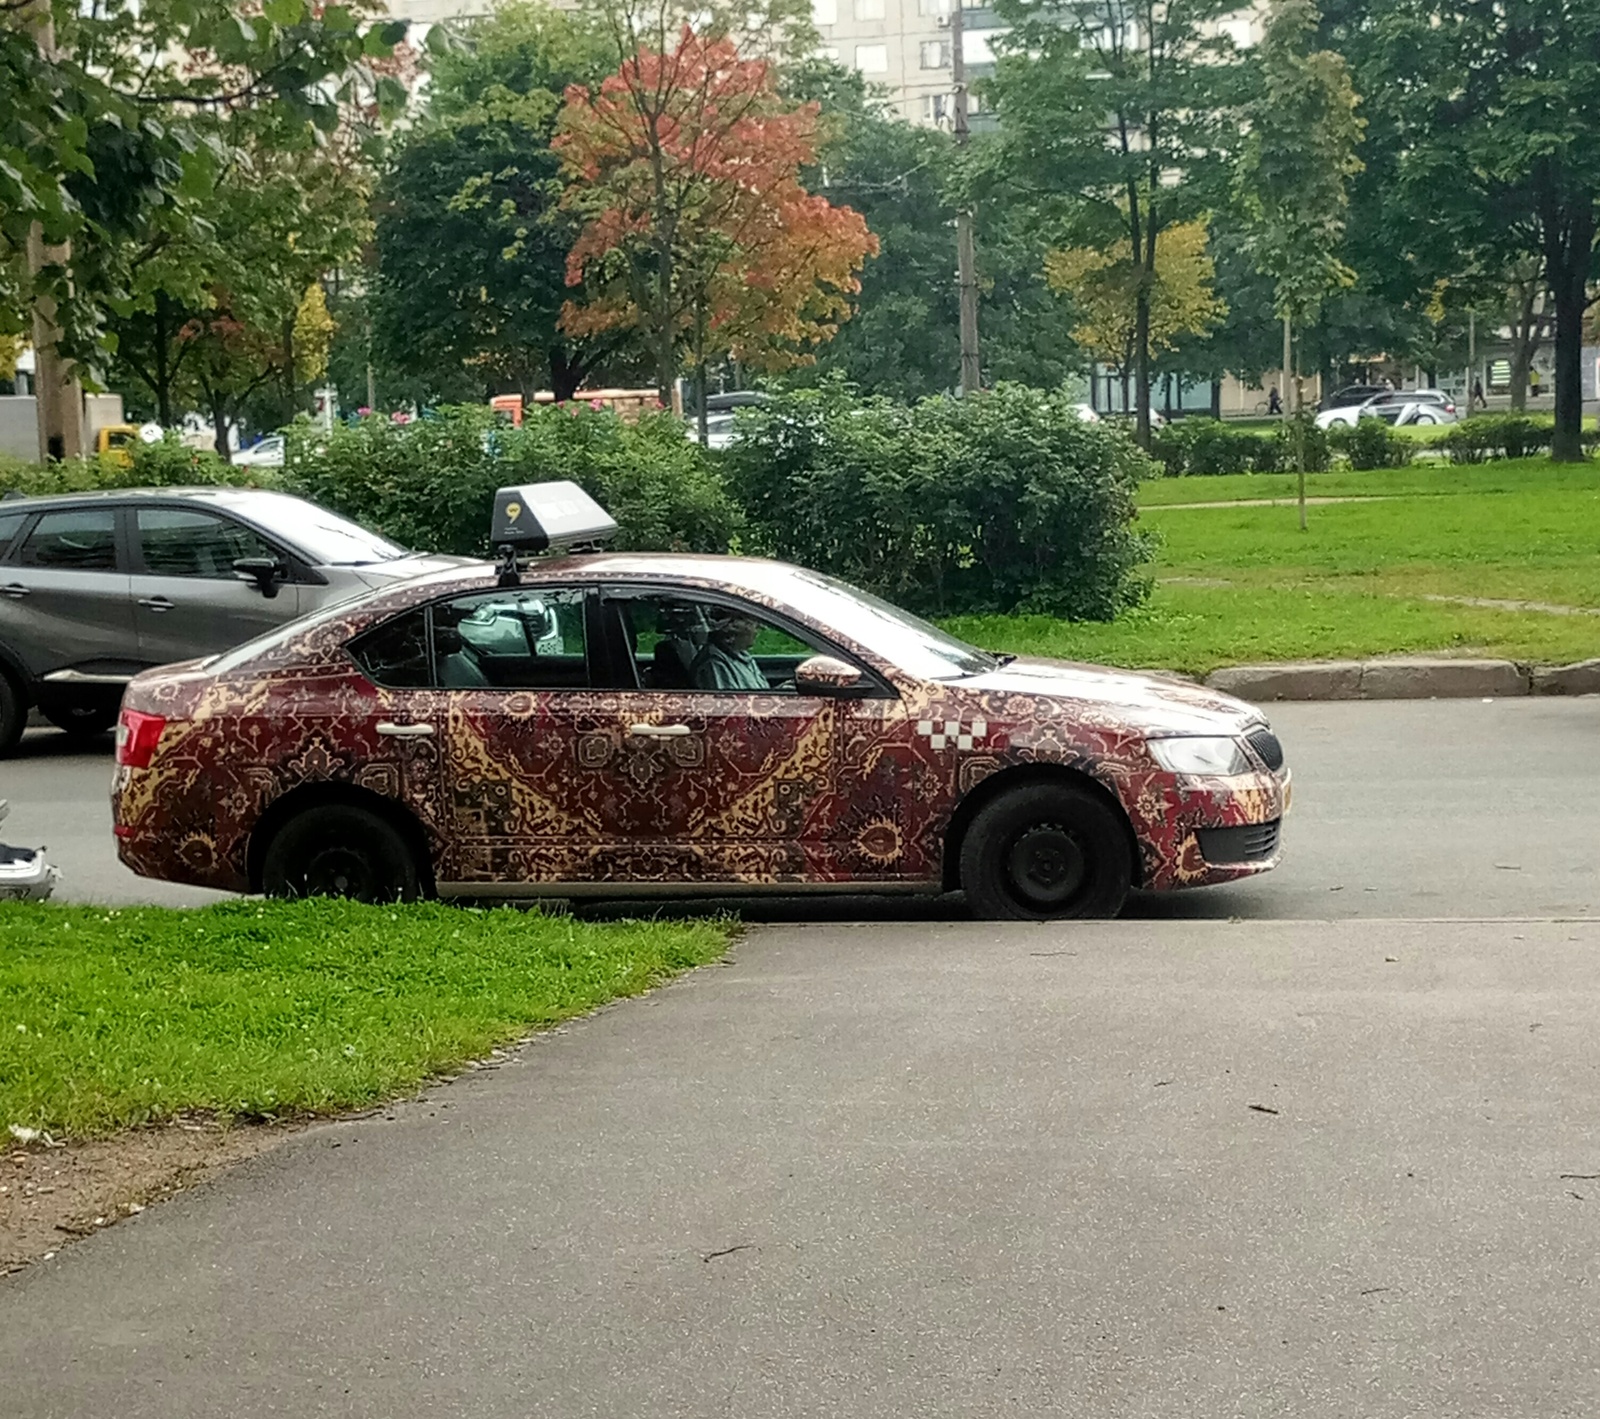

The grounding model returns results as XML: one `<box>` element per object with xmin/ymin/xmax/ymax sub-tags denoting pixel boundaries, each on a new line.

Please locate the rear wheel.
<box><xmin>0</xmin><ymin>672</ymin><xmax>25</xmax><ymax>758</ymax></box>
<box><xmin>261</xmin><ymin>804</ymin><xmax>422</xmax><ymax>903</ymax></box>
<box><xmin>43</xmin><ymin>701</ymin><xmax>119</xmax><ymax>738</ymax></box>
<box><xmin>959</xmin><ymin>782</ymin><xmax>1133</xmax><ymax>921</ymax></box>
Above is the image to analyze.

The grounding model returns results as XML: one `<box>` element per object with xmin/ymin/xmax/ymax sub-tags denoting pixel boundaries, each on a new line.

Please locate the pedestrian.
<box><xmin>1268</xmin><ymin>386</ymin><xmax>1282</xmax><ymax>416</ymax></box>
<box><xmin>1472</xmin><ymin>376</ymin><xmax>1485</xmax><ymax>410</ymax></box>
<box><xmin>1529</xmin><ymin>367</ymin><xmax>1542</xmax><ymax>400</ymax></box>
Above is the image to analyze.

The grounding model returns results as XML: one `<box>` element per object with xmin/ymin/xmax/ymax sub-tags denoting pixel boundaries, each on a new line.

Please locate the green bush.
<box><xmin>1329</xmin><ymin>418</ymin><xmax>1414</xmax><ymax>470</ymax></box>
<box><xmin>283</xmin><ymin>405</ymin><xmax>741</xmax><ymax>556</ymax></box>
<box><xmin>1271</xmin><ymin>413</ymin><xmax>1333</xmax><ymax>474</ymax></box>
<box><xmin>1151</xmin><ymin>418</ymin><xmax>1280</xmax><ymax>476</ymax></box>
<box><xmin>0</xmin><ymin>436</ymin><xmax>247</xmax><ymax>499</ymax></box>
<box><xmin>1441</xmin><ymin>414</ymin><xmax>1552</xmax><ymax>464</ymax></box>
<box><xmin>723</xmin><ymin>383</ymin><xmax>1155</xmax><ymax>620</ymax></box>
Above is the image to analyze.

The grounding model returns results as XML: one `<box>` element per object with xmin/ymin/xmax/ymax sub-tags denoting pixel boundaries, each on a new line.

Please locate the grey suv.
<box><xmin>0</xmin><ymin>488</ymin><xmax>472</xmax><ymax>755</ymax></box>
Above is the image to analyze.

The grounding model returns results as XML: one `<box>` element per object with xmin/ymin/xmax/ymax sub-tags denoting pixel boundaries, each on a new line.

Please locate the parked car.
<box><xmin>1315</xmin><ymin>389</ymin><xmax>1459</xmax><ymax>430</ymax></box>
<box><xmin>111</xmin><ymin>482</ymin><xmax>1290</xmax><ymax>921</ymax></box>
<box><xmin>0</xmin><ymin>488</ymin><xmax>471</xmax><ymax>754</ymax></box>
<box><xmin>232</xmin><ymin>435</ymin><xmax>285</xmax><ymax>468</ymax></box>
<box><xmin>1319</xmin><ymin>384</ymin><xmax>1390</xmax><ymax>412</ymax></box>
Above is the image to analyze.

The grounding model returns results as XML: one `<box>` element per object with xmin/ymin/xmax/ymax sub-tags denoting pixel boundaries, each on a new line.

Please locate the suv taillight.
<box><xmin>116</xmin><ymin>710</ymin><xmax>167</xmax><ymax>768</ymax></box>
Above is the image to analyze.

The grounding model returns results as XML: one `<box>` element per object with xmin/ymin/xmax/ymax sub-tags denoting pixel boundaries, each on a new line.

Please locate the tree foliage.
<box><xmin>554</xmin><ymin>27</ymin><xmax>877</xmax><ymax>394</ymax></box>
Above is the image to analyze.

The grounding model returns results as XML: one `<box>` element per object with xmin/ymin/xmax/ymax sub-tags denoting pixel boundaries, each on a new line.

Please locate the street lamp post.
<box><xmin>951</xmin><ymin>0</ymin><xmax>981</xmax><ymax>398</ymax></box>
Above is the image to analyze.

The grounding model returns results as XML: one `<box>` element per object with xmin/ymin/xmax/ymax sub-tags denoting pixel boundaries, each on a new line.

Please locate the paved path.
<box><xmin>6</xmin><ymin>918</ymin><xmax>1600</xmax><ymax>1417</ymax></box>
<box><xmin>7</xmin><ymin>697</ymin><xmax>1598</xmax><ymax>920</ymax></box>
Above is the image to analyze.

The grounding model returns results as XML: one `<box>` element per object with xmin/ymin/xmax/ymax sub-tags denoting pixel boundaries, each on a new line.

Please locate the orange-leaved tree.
<box><xmin>553</xmin><ymin>27</ymin><xmax>877</xmax><ymax>403</ymax></box>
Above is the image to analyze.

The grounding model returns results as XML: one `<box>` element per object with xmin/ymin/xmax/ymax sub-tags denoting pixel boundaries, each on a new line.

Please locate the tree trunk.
<box><xmin>1508</xmin><ymin>343</ymin><xmax>1530</xmax><ymax>411</ymax></box>
<box><xmin>208</xmin><ymin>393</ymin><xmax>232</xmax><ymax>462</ymax></box>
<box><xmin>1507</xmin><ymin>275</ymin><xmax>1546</xmax><ymax>413</ymax></box>
<box><xmin>548</xmin><ymin>345</ymin><xmax>584</xmax><ymax>403</ymax></box>
<box><xmin>1544</xmin><ymin>197</ymin><xmax>1594</xmax><ymax>463</ymax></box>
<box><xmin>1133</xmin><ymin>282</ymin><xmax>1152</xmax><ymax>448</ymax></box>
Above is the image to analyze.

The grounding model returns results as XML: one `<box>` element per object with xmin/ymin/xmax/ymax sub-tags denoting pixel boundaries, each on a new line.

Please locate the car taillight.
<box><xmin>116</xmin><ymin>710</ymin><xmax>167</xmax><ymax>768</ymax></box>
<box><xmin>1446</xmin><ymin>402</ymin><xmax>1456</xmax><ymax>414</ymax></box>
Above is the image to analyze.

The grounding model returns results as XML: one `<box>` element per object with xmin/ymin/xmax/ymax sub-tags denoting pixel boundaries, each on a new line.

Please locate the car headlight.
<box><xmin>1147</xmin><ymin>736</ymin><xmax>1251</xmax><ymax>776</ymax></box>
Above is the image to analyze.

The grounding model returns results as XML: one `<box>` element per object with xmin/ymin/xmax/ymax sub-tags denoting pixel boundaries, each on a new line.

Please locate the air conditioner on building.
<box><xmin>935</xmin><ymin>14</ymin><xmax>950</xmax><ymax>26</ymax></box>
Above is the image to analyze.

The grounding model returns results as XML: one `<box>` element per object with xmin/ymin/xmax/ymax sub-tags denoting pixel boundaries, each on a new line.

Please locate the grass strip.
<box><xmin>0</xmin><ymin>900</ymin><xmax>733</xmax><ymax>1139</ymax></box>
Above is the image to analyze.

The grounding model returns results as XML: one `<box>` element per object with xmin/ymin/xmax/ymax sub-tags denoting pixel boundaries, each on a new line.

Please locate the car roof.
<box><xmin>0</xmin><ymin>485</ymin><xmax>289</xmax><ymax>512</ymax></box>
<box><xmin>376</xmin><ymin>552</ymin><xmax>825</xmax><ymax>602</ymax></box>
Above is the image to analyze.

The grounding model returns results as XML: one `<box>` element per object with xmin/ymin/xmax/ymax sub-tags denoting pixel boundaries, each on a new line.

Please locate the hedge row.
<box><xmin>0</xmin><ymin>390</ymin><xmax>1156</xmax><ymax>623</ymax></box>
<box><xmin>1438</xmin><ymin>414</ymin><xmax>1600</xmax><ymax>464</ymax></box>
<box><xmin>1151</xmin><ymin>417</ymin><xmax>1332</xmax><ymax>477</ymax></box>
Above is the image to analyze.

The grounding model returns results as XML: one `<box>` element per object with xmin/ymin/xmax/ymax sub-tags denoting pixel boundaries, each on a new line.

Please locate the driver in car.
<box><xmin>691</xmin><ymin>609</ymin><xmax>770</xmax><ymax>691</ymax></box>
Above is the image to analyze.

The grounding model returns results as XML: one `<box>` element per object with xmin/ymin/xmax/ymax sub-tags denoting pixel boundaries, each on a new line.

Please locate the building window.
<box><xmin>854</xmin><ymin>0</ymin><xmax>884</xmax><ymax>19</ymax></box>
<box><xmin>920</xmin><ymin>39</ymin><xmax>949</xmax><ymax>68</ymax></box>
<box><xmin>819</xmin><ymin>44</ymin><xmax>840</xmax><ymax>59</ymax></box>
<box><xmin>923</xmin><ymin>92</ymin><xmax>950</xmax><ymax>123</ymax></box>
<box><xmin>918</xmin><ymin>0</ymin><xmax>949</xmax><ymax>13</ymax></box>
<box><xmin>854</xmin><ymin>42</ymin><xmax>889</xmax><ymax>72</ymax></box>
<box><xmin>811</xmin><ymin>0</ymin><xmax>836</xmax><ymax>24</ymax></box>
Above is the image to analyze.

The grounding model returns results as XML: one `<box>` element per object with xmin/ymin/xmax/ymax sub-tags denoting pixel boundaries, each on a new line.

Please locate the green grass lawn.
<box><xmin>0</xmin><ymin>900</ymin><xmax>732</xmax><ymax>1139</ymax></box>
<box><xmin>952</xmin><ymin>457</ymin><xmax>1600</xmax><ymax>675</ymax></box>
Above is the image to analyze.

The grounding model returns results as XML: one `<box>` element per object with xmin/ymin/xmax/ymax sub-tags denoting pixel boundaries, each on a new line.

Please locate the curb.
<box><xmin>1206</xmin><ymin>656</ymin><xmax>1600</xmax><ymax>702</ymax></box>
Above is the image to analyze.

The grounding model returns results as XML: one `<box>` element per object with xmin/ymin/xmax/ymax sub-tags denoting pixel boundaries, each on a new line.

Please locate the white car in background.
<box><xmin>1315</xmin><ymin>390</ymin><xmax>1459</xmax><ymax>430</ymax></box>
<box><xmin>233</xmin><ymin>435</ymin><xmax>286</xmax><ymax>468</ymax></box>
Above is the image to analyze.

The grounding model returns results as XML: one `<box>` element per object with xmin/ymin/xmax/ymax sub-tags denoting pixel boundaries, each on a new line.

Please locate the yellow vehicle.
<box><xmin>96</xmin><ymin>424</ymin><xmax>140</xmax><ymax>467</ymax></box>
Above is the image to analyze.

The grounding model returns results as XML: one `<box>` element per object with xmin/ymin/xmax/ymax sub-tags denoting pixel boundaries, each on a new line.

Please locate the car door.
<box><xmin>0</xmin><ymin>506</ymin><xmax>136</xmax><ymax>682</ymax></box>
<box><xmin>578</xmin><ymin>587</ymin><xmax>848</xmax><ymax>886</ymax></box>
<box><xmin>129</xmin><ymin>505</ymin><xmax>303</xmax><ymax>666</ymax></box>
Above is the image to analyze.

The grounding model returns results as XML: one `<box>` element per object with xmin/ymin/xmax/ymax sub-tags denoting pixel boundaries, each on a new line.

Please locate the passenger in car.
<box><xmin>691</xmin><ymin>610</ymin><xmax>768</xmax><ymax>691</ymax></box>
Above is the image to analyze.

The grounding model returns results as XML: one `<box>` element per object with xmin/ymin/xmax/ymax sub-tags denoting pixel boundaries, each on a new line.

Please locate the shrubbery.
<box><xmin>723</xmin><ymin>383</ymin><xmax>1155</xmax><ymax>620</ymax></box>
<box><xmin>0</xmin><ymin>436</ymin><xmax>241</xmax><ymax>499</ymax></box>
<box><xmin>1440</xmin><ymin>414</ymin><xmax>1555</xmax><ymax>464</ymax></box>
<box><xmin>1328</xmin><ymin>418</ymin><xmax>1414</xmax><ymax>470</ymax></box>
<box><xmin>284</xmin><ymin>404</ymin><xmax>742</xmax><ymax>557</ymax></box>
<box><xmin>1150</xmin><ymin>416</ymin><xmax>1331</xmax><ymax>476</ymax></box>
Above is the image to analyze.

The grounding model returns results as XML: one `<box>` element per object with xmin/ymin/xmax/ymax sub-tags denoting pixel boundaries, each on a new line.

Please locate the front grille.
<box><xmin>1196</xmin><ymin>820</ymin><xmax>1281</xmax><ymax>865</ymax></box>
<box><xmin>1246</xmin><ymin>727</ymin><xmax>1284</xmax><ymax>772</ymax></box>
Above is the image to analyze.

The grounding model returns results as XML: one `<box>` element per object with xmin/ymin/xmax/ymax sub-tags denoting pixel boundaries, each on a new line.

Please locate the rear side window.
<box><xmin>136</xmin><ymin>507</ymin><xmax>278</xmax><ymax>579</ymax></box>
<box><xmin>14</xmin><ymin>509</ymin><xmax>117</xmax><ymax>570</ymax></box>
<box><xmin>350</xmin><ymin>609</ymin><xmax>433</xmax><ymax>689</ymax></box>
<box><xmin>0</xmin><ymin>511</ymin><xmax>24</xmax><ymax>557</ymax></box>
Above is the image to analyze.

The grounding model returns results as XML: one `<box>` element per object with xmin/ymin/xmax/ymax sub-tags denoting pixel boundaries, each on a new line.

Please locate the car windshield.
<box><xmin>759</xmin><ymin>567</ymin><xmax>999</xmax><ymax>680</ymax></box>
<box><xmin>238</xmin><ymin>497</ymin><xmax>407</xmax><ymax>566</ymax></box>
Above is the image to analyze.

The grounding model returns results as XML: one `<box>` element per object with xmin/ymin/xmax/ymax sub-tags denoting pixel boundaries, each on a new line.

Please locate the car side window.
<box><xmin>349</xmin><ymin>608</ymin><xmax>432</xmax><ymax>689</ymax></box>
<box><xmin>434</xmin><ymin>588</ymin><xmax>589</xmax><ymax>690</ymax></box>
<box><xmin>0</xmin><ymin>511</ymin><xmax>24</xmax><ymax>558</ymax></box>
<box><xmin>136</xmin><ymin>507</ymin><xmax>280</xmax><ymax>579</ymax></box>
<box><xmin>14</xmin><ymin>509</ymin><xmax>117</xmax><ymax>571</ymax></box>
<box><xmin>614</xmin><ymin>592</ymin><xmax>828</xmax><ymax>693</ymax></box>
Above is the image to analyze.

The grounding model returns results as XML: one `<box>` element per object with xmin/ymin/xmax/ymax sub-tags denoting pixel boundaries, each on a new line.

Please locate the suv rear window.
<box><xmin>15</xmin><ymin>509</ymin><xmax>117</xmax><ymax>570</ymax></box>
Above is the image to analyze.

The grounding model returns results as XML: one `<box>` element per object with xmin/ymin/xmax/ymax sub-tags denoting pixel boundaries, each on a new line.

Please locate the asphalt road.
<box><xmin>7</xmin><ymin>917</ymin><xmax>1600</xmax><ymax>1418</ymax></box>
<box><xmin>4</xmin><ymin>696</ymin><xmax>1598</xmax><ymax>919</ymax></box>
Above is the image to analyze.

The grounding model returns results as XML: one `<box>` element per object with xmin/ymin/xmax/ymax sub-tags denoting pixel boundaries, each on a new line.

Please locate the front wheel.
<box><xmin>959</xmin><ymin>783</ymin><xmax>1133</xmax><ymax>921</ymax></box>
<box><xmin>261</xmin><ymin>803</ymin><xmax>422</xmax><ymax>903</ymax></box>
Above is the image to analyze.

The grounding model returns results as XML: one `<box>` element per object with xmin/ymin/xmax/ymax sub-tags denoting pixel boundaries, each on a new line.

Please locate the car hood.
<box><xmin>347</xmin><ymin>552</ymin><xmax>484</xmax><ymax>589</ymax></box>
<box><xmin>952</xmin><ymin>657</ymin><xmax>1263</xmax><ymax>736</ymax></box>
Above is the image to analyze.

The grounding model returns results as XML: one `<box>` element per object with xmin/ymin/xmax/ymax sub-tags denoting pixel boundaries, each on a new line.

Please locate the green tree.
<box><xmin>985</xmin><ymin>0</ymin><xmax>1244</xmax><ymax>445</ymax></box>
<box><xmin>370</xmin><ymin>3</ymin><xmax>621</xmax><ymax>403</ymax></box>
<box><xmin>1234</xmin><ymin>0</ymin><xmax>1364</xmax><ymax>525</ymax></box>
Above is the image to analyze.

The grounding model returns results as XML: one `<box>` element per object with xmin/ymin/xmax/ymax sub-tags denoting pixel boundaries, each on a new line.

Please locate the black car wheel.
<box><xmin>261</xmin><ymin>804</ymin><xmax>422</xmax><ymax>903</ymax></box>
<box><xmin>43</xmin><ymin>702</ymin><xmax>119</xmax><ymax>738</ymax></box>
<box><xmin>0</xmin><ymin>672</ymin><xmax>25</xmax><ymax>758</ymax></box>
<box><xmin>959</xmin><ymin>782</ymin><xmax>1133</xmax><ymax>921</ymax></box>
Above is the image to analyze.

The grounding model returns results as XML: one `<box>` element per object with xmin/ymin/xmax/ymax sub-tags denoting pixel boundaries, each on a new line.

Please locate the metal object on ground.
<box><xmin>0</xmin><ymin>799</ymin><xmax>59</xmax><ymax>900</ymax></box>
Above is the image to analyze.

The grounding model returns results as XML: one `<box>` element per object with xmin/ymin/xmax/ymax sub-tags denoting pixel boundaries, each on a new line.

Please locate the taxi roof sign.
<box><xmin>492</xmin><ymin>482</ymin><xmax>618</xmax><ymax>553</ymax></box>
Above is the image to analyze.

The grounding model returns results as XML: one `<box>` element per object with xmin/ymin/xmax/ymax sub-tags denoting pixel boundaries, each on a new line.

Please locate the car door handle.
<box><xmin>0</xmin><ymin>583</ymin><xmax>28</xmax><ymax>599</ymax></box>
<box><xmin>630</xmin><ymin>723</ymin><xmax>692</xmax><ymax>738</ymax></box>
<box><xmin>377</xmin><ymin>722</ymin><xmax>435</xmax><ymax>738</ymax></box>
<box><xmin>138</xmin><ymin>596</ymin><xmax>174</xmax><ymax>612</ymax></box>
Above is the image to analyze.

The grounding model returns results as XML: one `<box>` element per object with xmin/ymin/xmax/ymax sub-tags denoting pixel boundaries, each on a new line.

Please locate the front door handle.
<box><xmin>0</xmin><ymin>583</ymin><xmax>28</xmax><ymax>599</ymax></box>
<box><xmin>377</xmin><ymin>721</ymin><xmax>435</xmax><ymax>738</ymax></box>
<box><xmin>630</xmin><ymin>723</ymin><xmax>692</xmax><ymax>738</ymax></box>
<box><xmin>138</xmin><ymin>596</ymin><xmax>174</xmax><ymax>612</ymax></box>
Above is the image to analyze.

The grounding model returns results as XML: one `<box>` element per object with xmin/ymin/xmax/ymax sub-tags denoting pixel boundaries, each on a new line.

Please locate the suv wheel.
<box><xmin>43</xmin><ymin>702</ymin><xmax>119</xmax><ymax>738</ymax></box>
<box><xmin>0</xmin><ymin>672</ymin><xmax>26</xmax><ymax>758</ymax></box>
<box><xmin>959</xmin><ymin>782</ymin><xmax>1133</xmax><ymax>921</ymax></box>
<box><xmin>261</xmin><ymin>803</ymin><xmax>422</xmax><ymax>903</ymax></box>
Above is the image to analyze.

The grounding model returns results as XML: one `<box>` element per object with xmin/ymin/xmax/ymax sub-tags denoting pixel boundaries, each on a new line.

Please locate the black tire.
<box><xmin>260</xmin><ymin>803</ymin><xmax>422</xmax><ymax>903</ymax></box>
<box><xmin>43</xmin><ymin>702</ymin><xmax>119</xmax><ymax>738</ymax></box>
<box><xmin>0</xmin><ymin>671</ymin><xmax>25</xmax><ymax>759</ymax></box>
<box><xmin>959</xmin><ymin>782</ymin><xmax>1134</xmax><ymax>921</ymax></box>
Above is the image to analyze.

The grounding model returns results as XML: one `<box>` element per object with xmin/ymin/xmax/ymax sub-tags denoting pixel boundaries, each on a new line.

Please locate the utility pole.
<box><xmin>25</xmin><ymin>0</ymin><xmax>85</xmax><ymax>462</ymax></box>
<box><xmin>950</xmin><ymin>0</ymin><xmax>981</xmax><ymax>398</ymax></box>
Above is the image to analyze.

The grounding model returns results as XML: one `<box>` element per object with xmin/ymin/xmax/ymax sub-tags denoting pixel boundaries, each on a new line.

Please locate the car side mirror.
<box><xmin>794</xmin><ymin>654</ymin><xmax>873</xmax><ymax>698</ymax></box>
<box><xmin>233</xmin><ymin>556</ymin><xmax>285</xmax><ymax>599</ymax></box>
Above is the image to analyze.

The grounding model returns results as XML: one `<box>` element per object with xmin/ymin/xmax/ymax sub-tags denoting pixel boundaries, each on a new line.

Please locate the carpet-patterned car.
<box><xmin>113</xmin><ymin>483</ymin><xmax>1289</xmax><ymax>919</ymax></box>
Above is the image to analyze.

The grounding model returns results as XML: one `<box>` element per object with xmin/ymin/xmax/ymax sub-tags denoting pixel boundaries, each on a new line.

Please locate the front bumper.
<box><xmin>1130</xmin><ymin>767</ymin><xmax>1291</xmax><ymax>892</ymax></box>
